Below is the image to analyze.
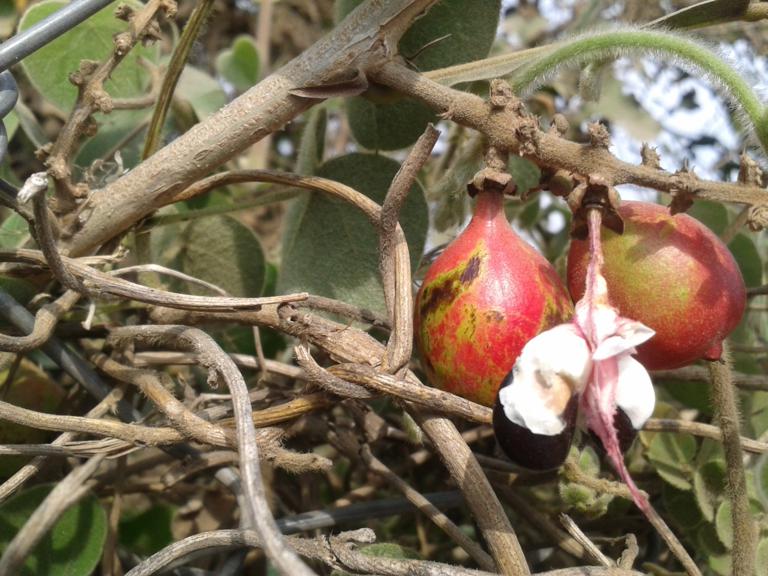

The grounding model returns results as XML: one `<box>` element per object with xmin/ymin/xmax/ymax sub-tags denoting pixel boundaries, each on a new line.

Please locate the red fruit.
<box><xmin>567</xmin><ymin>201</ymin><xmax>746</xmax><ymax>370</ymax></box>
<box><xmin>414</xmin><ymin>191</ymin><xmax>574</xmax><ymax>407</ymax></box>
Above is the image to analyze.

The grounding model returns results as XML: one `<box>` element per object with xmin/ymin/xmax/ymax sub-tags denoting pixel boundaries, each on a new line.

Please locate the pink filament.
<box><xmin>579</xmin><ymin>208</ymin><xmax>651</xmax><ymax>515</ymax></box>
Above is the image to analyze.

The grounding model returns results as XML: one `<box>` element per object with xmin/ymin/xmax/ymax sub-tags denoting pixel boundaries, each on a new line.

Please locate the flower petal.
<box><xmin>615</xmin><ymin>356</ymin><xmax>655</xmax><ymax>430</ymax></box>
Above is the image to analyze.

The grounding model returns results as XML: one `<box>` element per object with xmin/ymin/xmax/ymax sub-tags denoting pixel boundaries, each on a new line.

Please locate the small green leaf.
<box><xmin>346</xmin><ymin>96</ymin><xmax>436</xmax><ymax>151</ymax></box>
<box><xmin>278</xmin><ymin>153</ymin><xmax>428</xmax><ymax>314</ymax></box>
<box><xmin>0</xmin><ymin>212</ymin><xmax>30</xmax><ymax>249</ymax></box>
<box><xmin>176</xmin><ymin>65</ymin><xmax>228</xmax><ymax>121</ymax></box>
<box><xmin>647</xmin><ymin>432</ymin><xmax>697</xmax><ymax>490</ymax></box>
<box><xmin>755</xmin><ymin>452</ymin><xmax>768</xmax><ymax>510</ymax></box>
<box><xmin>693</xmin><ymin>459</ymin><xmax>726</xmax><ymax>522</ymax></box>
<box><xmin>728</xmin><ymin>233</ymin><xmax>763</xmax><ymax>288</ymax></box>
<box><xmin>648</xmin><ymin>0</ymin><xmax>750</xmax><ymax>30</ymax></box>
<box><xmin>696</xmin><ymin>522</ymin><xmax>728</xmax><ymax>557</ymax></box>
<box><xmin>19</xmin><ymin>0</ymin><xmax>155</xmax><ymax>112</ymax></box>
<box><xmin>715</xmin><ymin>500</ymin><xmax>733</xmax><ymax>549</ymax></box>
<box><xmin>507</xmin><ymin>155</ymin><xmax>541</xmax><ymax>199</ymax></box>
<box><xmin>663</xmin><ymin>484</ymin><xmax>704</xmax><ymax>531</ymax></box>
<box><xmin>757</xmin><ymin>537</ymin><xmax>768</xmax><ymax>576</ymax></box>
<box><xmin>181</xmin><ymin>215</ymin><xmax>266</xmax><ymax>297</ymax></box>
<box><xmin>687</xmin><ymin>200</ymin><xmax>729</xmax><ymax>236</ymax></box>
<box><xmin>119</xmin><ymin>504</ymin><xmax>175</xmax><ymax>556</ymax></box>
<box><xmin>149</xmin><ymin>214</ymin><xmax>265</xmax><ymax>298</ymax></box>
<box><xmin>0</xmin><ymin>484</ymin><xmax>107</xmax><ymax>576</ymax></box>
<box><xmin>215</xmin><ymin>35</ymin><xmax>260</xmax><ymax>94</ymax></box>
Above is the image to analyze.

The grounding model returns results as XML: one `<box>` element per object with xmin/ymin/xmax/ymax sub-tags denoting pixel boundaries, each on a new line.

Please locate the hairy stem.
<box><xmin>510</xmin><ymin>29</ymin><xmax>767</xmax><ymax>152</ymax></box>
<box><xmin>708</xmin><ymin>345</ymin><xmax>758</xmax><ymax>576</ymax></box>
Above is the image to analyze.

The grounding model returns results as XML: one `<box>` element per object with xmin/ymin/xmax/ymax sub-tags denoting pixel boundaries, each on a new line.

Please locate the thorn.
<box><xmin>640</xmin><ymin>143</ymin><xmax>661</xmax><ymax>169</ymax></box>
<box><xmin>587</xmin><ymin>122</ymin><xmax>611</xmax><ymax>148</ymax></box>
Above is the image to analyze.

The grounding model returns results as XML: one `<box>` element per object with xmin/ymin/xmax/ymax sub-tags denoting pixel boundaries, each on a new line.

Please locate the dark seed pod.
<box><xmin>591</xmin><ymin>355</ymin><xmax>656</xmax><ymax>455</ymax></box>
<box><xmin>493</xmin><ymin>369</ymin><xmax>579</xmax><ymax>471</ymax></box>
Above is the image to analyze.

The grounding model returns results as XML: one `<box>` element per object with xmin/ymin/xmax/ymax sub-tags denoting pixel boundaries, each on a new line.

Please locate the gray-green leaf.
<box><xmin>0</xmin><ymin>484</ymin><xmax>107</xmax><ymax>576</ymax></box>
<box><xmin>278</xmin><ymin>153</ymin><xmax>428</xmax><ymax>314</ymax></box>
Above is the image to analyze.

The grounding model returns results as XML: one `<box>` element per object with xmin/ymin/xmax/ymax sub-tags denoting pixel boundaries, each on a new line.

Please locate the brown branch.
<box><xmin>379</xmin><ymin>124</ymin><xmax>440</xmax><ymax>373</ymax></box>
<box><xmin>107</xmin><ymin>325</ymin><xmax>317</xmax><ymax>576</ymax></box>
<box><xmin>644</xmin><ymin>418</ymin><xmax>768</xmax><ymax>454</ymax></box>
<box><xmin>91</xmin><ymin>353</ymin><xmax>234</xmax><ymax>447</ymax></box>
<box><xmin>0</xmin><ymin>386</ymin><xmax>124</xmax><ymax>503</ymax></box>
<box><xmin>652</xmin><ymin>366</ymin><xmax>768</xmax><ymax>391</ymax></box>
<box><xmin>371</xmin><ymin>61</ymin><xmax>768</xmax><ymax>207</ymax></box>
<box><xmin>708</xmin><ymin>346</ymin><xmax>758</xmax><ymax>576</ymax></box>
<box><xmin>360</xmin><ymin>444</ymin><xmax>496</xmax><ymax>571</ymax></box>
<box><xmin>495</xmin><ymin>485</ymin><xmax>592</xmax><ymax>564</ymax></box>
<box><xmin>0</xmin><ymin>248</ymin><xmax>308</xmax><ymax>311</ymax></box>
<box><xmin>329</xmin><ymin>362</ymin><xmax>492</xmax><ymax>423</ymax></box>
<box><xmin>409</xmin><ymin>407</ymin><xmax>531</xmax><ymax>575</ymax></box>
<box><xmin>0</xmin><ymin>290</ymin><xmax>79</xmax><ymax>353</ymax></box>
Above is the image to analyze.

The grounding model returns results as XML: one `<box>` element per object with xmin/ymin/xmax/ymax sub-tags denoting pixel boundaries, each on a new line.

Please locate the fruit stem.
<box><xmin>471</xmin><ymin>190</ymin><xmax>505</xmax><ymax>223</ymax></box>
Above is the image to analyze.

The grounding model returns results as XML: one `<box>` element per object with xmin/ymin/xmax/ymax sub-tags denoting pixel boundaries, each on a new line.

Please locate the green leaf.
<box><xmin>176</xmin><ymin>65</ymin><xmax>228</xmax><ymax>121</ymax></box>
<box><xmin>696</xmin><ymin>522</ymin><xmax>728</xmax><ymax>558</ymax></box>
<box><xmin>755</xmin><ymin>450</ymin><xmax>768</xmax><ymax>510</ymax></box>
<box><xmin>647</xmin><ymin>432</ymin><xmax>697</xmax><ymax>490</ymax></box>
<box><xmin>693</xmin><ymin>459</ymin><xmax>726</xmax><ymax>522</ymax></box>
<box><xmin>648</xmin><ymin>0</ymin><xmax>750</xmax><ymax>30</ymax></box>
<box><xmin>0</xmin><ymin>212</ymin><xmax>30</xmax><ymax>249</ymax></box>
<box><xmin>180</xmin><ymin>215</ymin><xmax>266</xmax><ymax>297</ymax></box>
<box><xmin>337</xmin><ymin>0</ymin><xmax>501</xmax><ymax>150</ymax></box>
<box><xmin>295</xmin><ymin>106</ymin><xmax>327</xmax><ymax>176</ymax></box>
<box><xmin>687</xmin><ymin>200</ymin><xmax>729</xmax><ymax>236</ymax></box>
<box><xmin>398</xmin><ymin>0</ymin><xmax>501</xmax><ymax>73</ymax></box>
<box><xmin>660</xmin><ymin>379</ymin><xmax>712</xmax><ymax>416</ymax></box>
<box><xmin>757</xmin><ymin>537</ymin><xmax>768</xmax><ymax>576</ymax></box>
<box><xmin>346</xmin><ymin>96</ymin><xmax>436</xmax><ymax>152</ymax></box>
<box><xmin>0</xmin><ymin>484</ymin><xmax>107</xmax><ymax>576</ymax></box>
<box><xmin>215</xmin><ymin>35</ymin><xmax>260</xmax><ymax>94</ymax></box>
<box><xmin>715</xmin><ymin>500</ymin><xmax>733</xmax><ymax>549</ymax></box>
<box><xmin>278</xmin><ymin>153</ymin><xmax>428</xmax><ymax>314</ymax></box>
<box><xmin>728</xmin><ymin>233</ymin><xmax>763</xmax><ymax>288</ymax></box>
<box><xmin>119</xmin><ymin>504</ymin><xmax>175</xmax><ymax>556</ymax></box>
<box><xmin>19</xmin><ymin>0</ymin><xmax>155</xmax><ymax>112</ymax></box>
<box><xmin>507</xmin><ymin>155</ymin><xmax>541</xmax><ymax>199</ymax></box>
<box><xmin>662</xmin><ymin>484</ymin><xmax>704</xmax><ymax>530</ymax></box>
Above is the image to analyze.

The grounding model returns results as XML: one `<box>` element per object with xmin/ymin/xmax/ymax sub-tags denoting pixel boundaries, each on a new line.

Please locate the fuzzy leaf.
<box><xmin>19</xmin><ymin>0</ymin><xmax>155</xmax><ymax>112</ymax></box>
<box><xmin>0</xmin><ymin>485</ymin><xmax>107</xmax><ymax>576</ymax></box>
<box><xmin>216</xmin><ymin>35</ymin><xmax>260</xmax><ymax>93</ymax></box>
<box><xmin>150</xmin><ymin>214</ymin><xmax>265</xmax><ymax>298</ymax></box>
<box><xmin>278</xmin><ymin>153</ymin><xmax>427</xmax><ymax>314</ymax></box>
<box><xmin>663</xmin><ymin>484</ymin><xmax>704</xmax><ymax>530</ymax></box>
<box><xmin>728</xmin><ymin>233</ymin><xmax>763</xmax><ymax>288</ymax></box>
<box><xmin>693</xmin><ymin>459</ymin><xmax>726</xmax><ymax>522</ymax></box>
<box><xmin>647</xmin><ymin>432</ymin><xmax>697</xmax><ymax>490</ymax></box>
<box><xmin>715</xmin><ymin>500</ymin><xmax>733</xmax><ymax>549</ymax></box>
<box><xmin>337</xmin><ymin>0</ymin><xmax>500</xmax><ymax>150</ymax></box>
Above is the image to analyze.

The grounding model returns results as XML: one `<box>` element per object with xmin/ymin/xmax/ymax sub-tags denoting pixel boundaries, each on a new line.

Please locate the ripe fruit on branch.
<box><xmin>567</xmin><ymin>201</ymin><xmax>746</xmax><ymax>370</ymax></box>
<box><xmin>414</xmin><ymin>190</ymin><xmax>573</xmax><ymax>407</ymax></box>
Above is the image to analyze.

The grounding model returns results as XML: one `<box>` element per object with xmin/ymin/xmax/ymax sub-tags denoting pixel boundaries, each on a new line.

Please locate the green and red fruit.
<box><xmin>567</xmin><ymin>201</ymin><xmax>746</xmax><ymax>370</ymax></box>
<box><xmin>414</xmin><ymin>190</ymin><xmax>573</xmax><ymax>407</ymax></box>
